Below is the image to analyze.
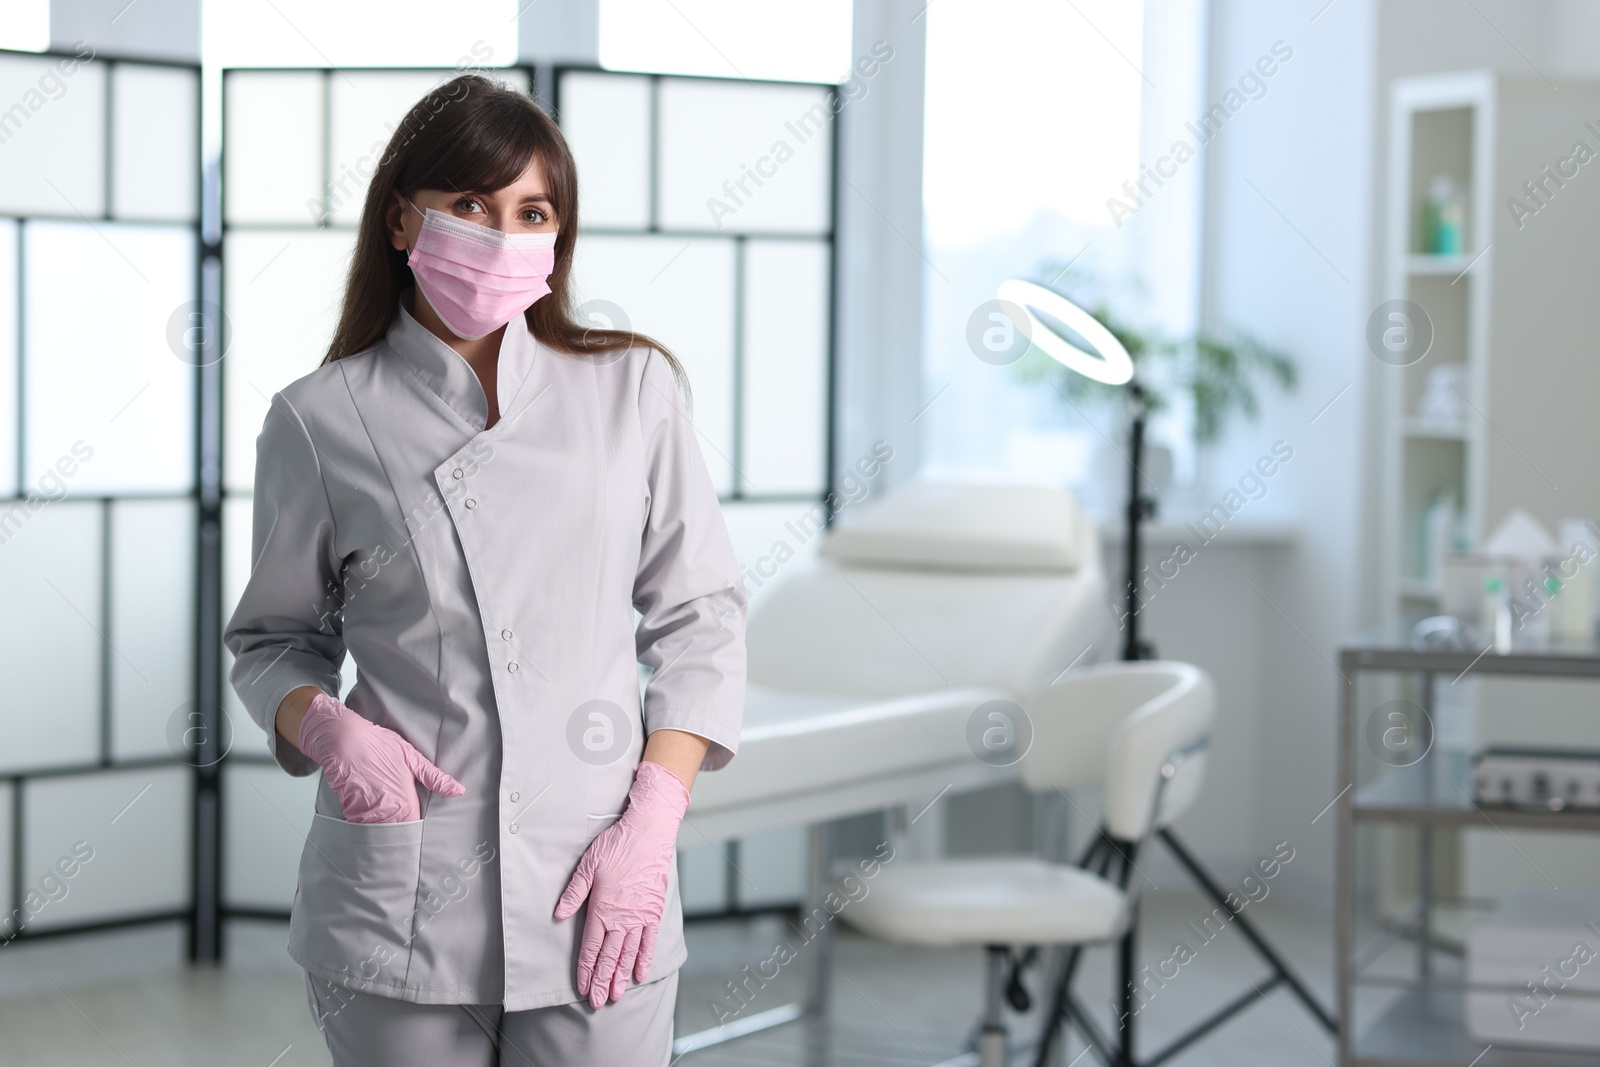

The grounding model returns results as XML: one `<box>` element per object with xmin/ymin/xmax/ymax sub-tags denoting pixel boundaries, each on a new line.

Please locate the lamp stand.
<box><xmin>1047</xmin><ymin>382</ymin><xmax>1338</xmax><ymax>1067</ymax></box>
<box><xmin>1122</xmin><ymin>382</ymin><xmax>1156</xmax><ymax>662</ymax></box>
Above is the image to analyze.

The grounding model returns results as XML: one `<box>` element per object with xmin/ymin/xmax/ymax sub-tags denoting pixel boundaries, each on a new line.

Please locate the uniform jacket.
<box><xmin>223</xmin><ymin>302</ymin><xmax>747</xmax><ymax>1009</ymax></box>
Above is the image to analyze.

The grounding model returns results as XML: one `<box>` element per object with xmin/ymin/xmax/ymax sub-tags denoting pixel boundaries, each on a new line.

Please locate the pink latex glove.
<box><xmin>554</xmin><ymin>760</ymin><xmax>691</xmax><ymax>1008</ymax></box>
<box><xmin>297</xmin><ymin>691</ymin><xmax>465</xmax><ymax>823</ymax></box>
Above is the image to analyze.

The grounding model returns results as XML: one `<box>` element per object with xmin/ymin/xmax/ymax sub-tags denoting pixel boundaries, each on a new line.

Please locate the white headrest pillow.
<box><xmin>818</xmin><ymin>481</ymin><xmax>1082</xmax><ymax>572</ymax></box>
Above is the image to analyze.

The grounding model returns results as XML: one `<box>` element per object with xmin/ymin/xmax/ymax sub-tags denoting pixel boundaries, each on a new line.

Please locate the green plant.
<box><xmin>1009</xmin><ymin>272</ymin><xmax>1296</xmax><ymax>446</ymax></box>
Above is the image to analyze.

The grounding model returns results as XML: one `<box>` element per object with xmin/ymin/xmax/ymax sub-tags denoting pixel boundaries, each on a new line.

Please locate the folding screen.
<box><xmin>0</xmin><ymin>47</ymin><xmax>200</xmax><ymax>944</ymax></box>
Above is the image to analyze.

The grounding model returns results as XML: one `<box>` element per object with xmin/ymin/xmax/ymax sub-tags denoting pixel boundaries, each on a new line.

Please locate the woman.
<box><xmin>223</xmin><ymin>73</ymin><xmax>747</xmax><ymax>1067</ymax></box>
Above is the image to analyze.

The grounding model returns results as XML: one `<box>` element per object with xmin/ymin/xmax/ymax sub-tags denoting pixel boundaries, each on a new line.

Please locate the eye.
<box><xmin>453</xmin><ymin>196</ymin><xmax>484</xmax><ymax>214</ymax></box>
<box><xmin>521</xmin><ymin>206</ymin><xmax>548</xmax><ymax>225</ymax></box>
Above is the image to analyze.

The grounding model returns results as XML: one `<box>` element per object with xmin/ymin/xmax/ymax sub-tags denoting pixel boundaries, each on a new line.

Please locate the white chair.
<box><xmin>838</xmin><ymin>660</ymin><xmax>1216</xmax><ymax>1067</ymax></box>
<box><xmin>674</xmin><ymin>482</ymin><xmax>1111</xmax><ymax>1057</ymax></box>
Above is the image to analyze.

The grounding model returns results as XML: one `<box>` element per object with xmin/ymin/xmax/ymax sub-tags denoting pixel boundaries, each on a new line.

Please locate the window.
<box><xmin>598</xmin><ymin>0</ymin><xmax>852</xmax><ymax>82</ymax></box>
<box><xmin>920</xmin><ymin>0</ymin><xmax>1206</xmax><ymax>514</ymax></box>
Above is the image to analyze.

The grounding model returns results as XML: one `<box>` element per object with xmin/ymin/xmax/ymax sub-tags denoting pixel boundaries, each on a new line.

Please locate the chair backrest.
<box><xmin>745</xmin><ymin>483</ymin><xmax>1109</xmax><ymax>698</ymax></box>
<box><xmin>1019</xmin><ymin>661</ymin><xmax>1215</xmax><ymax>842</ymax></box>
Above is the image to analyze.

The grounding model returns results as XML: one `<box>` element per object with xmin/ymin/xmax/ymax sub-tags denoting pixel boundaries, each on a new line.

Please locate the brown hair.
<box><xmin>321</xmin><ymin>73</ymin><xmax>688</xmax><ymax>403</ymax></box>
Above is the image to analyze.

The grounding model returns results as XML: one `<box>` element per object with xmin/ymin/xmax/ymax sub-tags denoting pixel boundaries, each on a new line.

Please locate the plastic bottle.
<box><xmin>1513</xmin><ymin>571</ymin><xmax>1554</xmax><ymax>648</ymax></box>
<box><xmin>1482</xmin><ymin>571</ymin><xmax>1512</xmax><ymax>653</ymax></box>
<box><xmin>1423</xmin><ymin>489</ymin><xmax>1458</xmax><ymax>588</ymax></box>
<box><xmin>1551</xmin><ymin>519</ymin><xmax>1598</xmax><ymax>645</ymax></box>
<box><xmin>1426</xmin><ymin>175</ymin><xmax>1465</xmax><ymax>255</ymax></box>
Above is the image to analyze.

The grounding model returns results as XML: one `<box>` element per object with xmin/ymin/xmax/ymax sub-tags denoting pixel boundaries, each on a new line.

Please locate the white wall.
<box><xmin>1172</xmin><ymin>0</ymin><xmax>1381</xmax><ymax>904</ymax></box>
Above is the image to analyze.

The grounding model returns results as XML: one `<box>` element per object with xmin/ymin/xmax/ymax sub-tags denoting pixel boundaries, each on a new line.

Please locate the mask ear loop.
<box><xmin>400</xmin><ymin>197</ymin><xmax>430</xmax><ymax>260</ymax></box>
<box><xmin>400</xmin><ymin>197</ymin><xmax>428</xmax><ymax>323</ymax></box>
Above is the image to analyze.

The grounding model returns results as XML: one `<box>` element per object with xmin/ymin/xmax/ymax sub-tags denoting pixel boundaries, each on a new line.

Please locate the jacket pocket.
<box><xmin>287</xmin><ymin>812</ymin><xmax>426</xmax><ymax>993</ymax></box>
<box><xmin>583</xmin><ymin>761</ymin><xmax>635</xmax><ymax>843</ymax></box>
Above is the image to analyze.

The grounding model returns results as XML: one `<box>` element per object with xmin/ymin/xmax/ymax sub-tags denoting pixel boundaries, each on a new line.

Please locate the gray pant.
<box><xmin>303</xmin><ymin>970</ymin><xmax>678</xmax><ymax>1067</ymax></box>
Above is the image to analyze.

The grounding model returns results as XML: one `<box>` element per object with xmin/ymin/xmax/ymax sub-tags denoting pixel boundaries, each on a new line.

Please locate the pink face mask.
<box><xmin>404</xmin><ymin>199</ymin><xmax>558</xmax><ymax>340</ymax></box>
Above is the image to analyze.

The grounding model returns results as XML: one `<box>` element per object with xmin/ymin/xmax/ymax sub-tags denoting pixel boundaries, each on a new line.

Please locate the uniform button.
<box><xmin>452</xmin><ymin>468</ymin><xmax>463</xmax><ymax>479</ymax></box>
<box><xmin>465</xmin><ymin>498</ymin><xmax>477</xmax><ymax>509</ymax></box>
<box><xmin>509</xmin><ymin>823</ymin><xmax>519</xmax><ymax>834</ymax></box>
<box><xmin>501</xmin><ymin>628</ymin><xmax>513</xmax><ymax>640</ymax></box>
<box><xmin>509</xmin><ymin>791</ymin><xmax>520</xmax><ymax>802</ymax></box>
<box><xmin>508</xmin><ymin>661</ymin><xmax>519</xmax><ymax>672</ymax></box>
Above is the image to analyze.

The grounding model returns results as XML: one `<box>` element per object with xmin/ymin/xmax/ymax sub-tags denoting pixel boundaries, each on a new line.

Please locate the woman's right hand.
<box><xmin>293</xmin><ymin>691</ymin><xmax>465</xmax><ymax>823</ymax></box>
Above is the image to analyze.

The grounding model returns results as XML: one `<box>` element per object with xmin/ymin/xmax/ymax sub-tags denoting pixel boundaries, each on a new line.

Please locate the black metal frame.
<box><xmin>0</xmin><ymin>45</ymin><xmax>206</xmax><ymax>954</ymax></box>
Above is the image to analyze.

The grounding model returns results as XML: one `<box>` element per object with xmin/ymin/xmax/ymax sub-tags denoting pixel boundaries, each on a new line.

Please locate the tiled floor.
<box><xmin>0</xmin><ymin>887</ymin><xmax>1341</xmax><ymax>1066</ymax></box>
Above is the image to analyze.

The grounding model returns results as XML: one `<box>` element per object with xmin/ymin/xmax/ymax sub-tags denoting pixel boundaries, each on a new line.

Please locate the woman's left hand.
<box><xmin>554</xmin><ymin>760</ymin><xmax>691</xmax><ymax>1008</ymax></box>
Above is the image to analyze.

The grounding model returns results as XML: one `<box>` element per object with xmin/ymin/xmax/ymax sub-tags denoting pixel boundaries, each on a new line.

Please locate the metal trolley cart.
<box><xmin>1337</xmin><ymin>626</ymin><xmax>1600</xmax><ymax>1067</ymax></box>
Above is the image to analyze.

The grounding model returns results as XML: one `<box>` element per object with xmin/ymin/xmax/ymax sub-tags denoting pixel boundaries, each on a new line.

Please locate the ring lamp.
<box><xmin>997</xmin><ymin>279</ymin><xmax>1135</xmax><ymax>385</ymax></box>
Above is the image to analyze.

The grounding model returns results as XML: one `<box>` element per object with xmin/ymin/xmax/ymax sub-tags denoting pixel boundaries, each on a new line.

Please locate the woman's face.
<box><xmin>388</xmin><ymin>154</ymin><xmax>558</xmax><ymax>253</ymax></box>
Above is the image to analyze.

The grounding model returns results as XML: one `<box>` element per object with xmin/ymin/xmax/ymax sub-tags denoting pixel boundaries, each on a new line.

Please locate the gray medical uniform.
<box><xmin>223</xmin><ymin>303</ymin><xmax>746</xmax><ymax>1045</ymax></box>
<box><xmin>304</xmin><ymin>968</ymin><xmax>678</xmax><ymax>1067</ymax></box>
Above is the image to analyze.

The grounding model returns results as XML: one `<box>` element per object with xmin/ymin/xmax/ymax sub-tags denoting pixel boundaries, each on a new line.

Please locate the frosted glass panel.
<box><xmin>0</xmin><ymin>52</ymin><xmax>105</xmax><ymax>218</ymax></box>
<box><xmin>558</xmin><ymin>72</ymin><xmax>651</xmax><ymax>229</ymax></box>
<box><xmin>111</xmin><ymin>64</ymin><xmax>198</xmax><ymax>223</ymax></box>
<box><xmin>224</xmin><ymin>763</ymin><xmax>317</xmax><ymax>909</ymax></box>
<box><xmin>223</xmin><ymin>229</ymin><xmax>354</xmax><ymax>491</ymax></box>
<box><xmin>24</xmin><ymin>222</ymin><xmax>195</xmax><ymax>494</ymax></box>
<box><xmin>738</xmin><ymin>824</ymin><xmax>806</xmax><ymax>907</ymax></box>
<box><xmin>719</xmin><ymin>501</ymin><xmax>827</xmax><ymax>612</ymax></box>
<box><xmin>23</xmin><ymin>766</ymin><xmax>190</xmax><ymax>930</ymax></box>
<box><xmin>0</xmin><ymin>501</ymin><xmax>101</xmax><ymax>772</ymax></box>
<box><xmin>678</xmin><ymin>842</ymin><xmax>726</xmax><ymax>913</ymax></box>
<box><xmin>571</xmin><ymin>235</ymin><xmax>736</xmax><ymax>492</ymax></box>
<box><xmin>489</xmin><ymin>68</ymin><xmax>532</xmax><ymax>96</ymax></box>
<box><xmin>225</xmin><ymin>71</ymin><xmax>324</xmax><ymax>225</ymax></box>
<box><xmin>741</xmin><ymin>239</ymin><xmax>828</xmax><ymax>495</ymax></box>
<box><xmin>328</xmin><ymin>70</ymin><xmax>446</xmax><ymax>226</ymax></box>
<box><xmin>599</xmin><ymin>0</ymin><xmax>852</xmax><ymax>83</ymax></box>
<box><xmin>221</xmin><ymin>494</ymin><xmax>254</xmax><ymax>731</ymax></box>
<box><xmin>0</xmin><ymin>220</ymin><xmax>16</xmax><ymax>499</ymax></box>
<box><xmin>220</xmin><ymin>492</ymin><xmax>354</xmax><ymax>734</ymax></box>
<box><xmin>111</xmin><ymin>498</ymin><xmax>195</xmax><ymax>761</ymax></box>
<box><xmin>658</xmin><ymin>79</ymin><xmax>831</xmax><ymax>234</ymax></box>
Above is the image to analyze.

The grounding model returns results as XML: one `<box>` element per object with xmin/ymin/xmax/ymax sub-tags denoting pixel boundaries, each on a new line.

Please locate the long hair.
<box><xmin>321</xmin><ymin>73</ymin><xmax>688</xmax><ymax>403</ymax></box>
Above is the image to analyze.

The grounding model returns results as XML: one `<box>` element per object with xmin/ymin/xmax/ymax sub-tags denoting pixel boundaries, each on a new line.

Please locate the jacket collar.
<box><xmin>385</xmin><ymin>298</ymin><xmax>537</xmax><ymax>431</ymax></box>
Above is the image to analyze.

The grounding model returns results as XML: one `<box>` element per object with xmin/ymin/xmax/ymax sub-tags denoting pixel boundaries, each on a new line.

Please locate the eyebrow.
<box><xmin>459</xmin><ymin>190</ymin><xmax>553</xmax><ymax>205</ymax></box>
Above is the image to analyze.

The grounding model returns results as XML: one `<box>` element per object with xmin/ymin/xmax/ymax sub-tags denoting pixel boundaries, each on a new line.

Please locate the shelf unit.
<box><xmin>1379</xmin><ymin>69</ymin><xmax>1600</xmax><ymax>617</ymax></box>
<box><xmin>1376</xmin><ymin>68</ymin><xmax>1600</xmax><ymax>957</ymax></box>
<box><xmin>1380</xmin><ymin>72</ymin><xmax>1492</xmax><ymax>618</ymax></box>
<box><xmin>1336</xmin><ymin>634</ymin><xmax>1600</xmax><ymax>1067</ymax></box>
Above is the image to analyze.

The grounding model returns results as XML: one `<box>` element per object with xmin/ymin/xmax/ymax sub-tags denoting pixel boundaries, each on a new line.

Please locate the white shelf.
<box><xmin>1357</xmin><ymin>989</ymin><xmax>1600</xmax><ymax>1066</ymax></box>
<box><xmin>1403</xmin><ymin>418</ymin><xmax>1470</xmax><ymax>441</ymax></box>
<box><xmin>1095</xmin><ymin>518</ymin><xmax>1299</xmax><ymax>548</ymax></box>
<box><xmin>1404</xmin><ymin>253</ymin><xmax>1479</xmax><ymax>276</ymax></box>
<box><xmin>1397</xmin><ymin>577</ymin><xmax>1439</xmax><ymax>599</ymax></box>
